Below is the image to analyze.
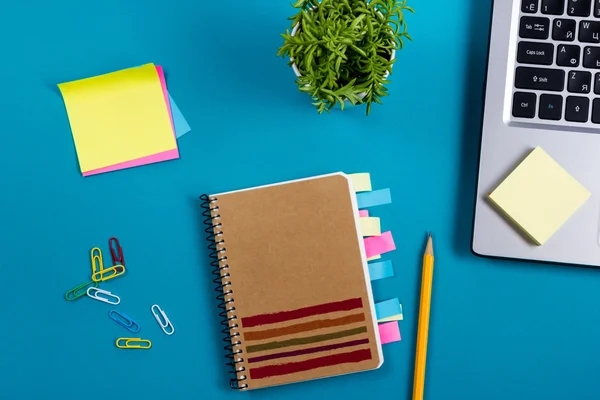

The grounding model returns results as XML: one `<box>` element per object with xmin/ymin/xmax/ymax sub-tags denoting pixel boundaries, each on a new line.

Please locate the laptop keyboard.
<box><xmin>512</xmin><ymin>0</ymin><xmax>600</xmax><ymax>125</ymax></box>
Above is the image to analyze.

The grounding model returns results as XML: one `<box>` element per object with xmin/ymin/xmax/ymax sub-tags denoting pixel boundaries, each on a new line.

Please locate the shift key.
<box><xmin>515</xmin><ymin>67</ymin><xmax>565</xmax><ymax>91</ymax></box>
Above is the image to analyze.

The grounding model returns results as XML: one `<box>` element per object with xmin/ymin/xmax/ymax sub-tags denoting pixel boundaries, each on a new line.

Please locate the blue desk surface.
<box><xmin>2</xmin><ymin>1</ymin><xmax>599</xmax><ymax>399</ymax></box>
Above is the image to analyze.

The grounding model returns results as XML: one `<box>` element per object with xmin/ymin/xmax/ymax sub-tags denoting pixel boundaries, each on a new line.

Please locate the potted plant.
<box><xmin>277</xmin><ymin>0</ymin><xmax>413</xmax><ymax>115</ymax></box>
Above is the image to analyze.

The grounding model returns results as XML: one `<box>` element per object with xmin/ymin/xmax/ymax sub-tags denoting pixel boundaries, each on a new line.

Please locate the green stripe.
<box><xmin>246</xmin><ymin>326</ymin><xmax>368</xmax><ymax>354</ymax></box>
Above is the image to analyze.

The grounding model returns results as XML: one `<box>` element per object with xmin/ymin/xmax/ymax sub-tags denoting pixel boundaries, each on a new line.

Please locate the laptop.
<box><xmin>473</xmin><ymin>0</ymin><xmax>600</xmax><ymax>266</ymax></box>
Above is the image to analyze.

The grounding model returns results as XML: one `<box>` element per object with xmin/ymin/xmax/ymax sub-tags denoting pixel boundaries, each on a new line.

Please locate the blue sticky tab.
<box><xmin>368</xmin><ymin>260</ymin><xmax>394</xmax><ymax>281</ymax></box>
<box><xmin>357</xmin><ymin>188</ymin><xmax>392</xmax><ymax>209</ymax></box>
<box><xmin>375</xmin><ymin>298</ymin><xmax>402</xmax><ymax>320</ymax></box>
<box><xmin>169</xmin><ymin>94</ymin><xmax>191</xmax><ymax>138</ymax></box>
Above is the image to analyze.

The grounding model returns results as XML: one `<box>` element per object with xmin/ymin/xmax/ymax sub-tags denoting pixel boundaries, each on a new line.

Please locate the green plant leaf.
<box><xmin>279</xmin><ymin>0</ymin><xmax>412</xmax><ymax>115</ymax></box>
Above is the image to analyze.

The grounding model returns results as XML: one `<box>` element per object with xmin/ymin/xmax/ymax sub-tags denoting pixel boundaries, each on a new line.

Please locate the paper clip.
<box><xmin>151</xmin><ymin>304</ymin><xmax>175</xmax><ymax>335</ymax></box>
<box><xmin>91</xmin><ymin>247</ymin><xmax>104</xmax><ymax>275</ymax></box>
<box><xmin>109</xmin><ymin>310</ymin><xmax>140</xmax><ymax>333</ymax></box>
<box><xmin>91</xmin><ymin>265</ymin><xmax>125</xmax><ymax>282</ymax></box>
<box><xmin>109</xmin><ymin>237</ymin><xmax>125</xmax><ymax>272</ymax></box>
<box><xmin>115</xmin><ymin>338</ymin><xmax>152</xmax><ymax>349</ymax></box>
<box><xmin>65</xmin><ymin>280</ymin><xmax>99</xmax><ymax>301</ymax></box>
<box><xmin>86</xmin><ymin>287</ymin><xmax>120</xmax><ymax>305</ymax></box>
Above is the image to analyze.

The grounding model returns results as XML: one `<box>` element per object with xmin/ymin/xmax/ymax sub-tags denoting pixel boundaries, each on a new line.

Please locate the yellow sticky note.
<box><xmin>489</xmin><ymin>147</ymin><xmax>591</xmax><ymax>245</ymax></box>
<box><xmin>367</xmin><ymin>255</ymin><xmax>381</xmax><ymax>261</ymax></box>
<box><xmin>378</xmin><ymin>314</ymin><xmax>403</xmax><ymax>323</ymax></box>
<box><xmin>360</xmin><ymin>217</ymin><xmax>381</xmax><ymax>237</ymax></box>
<box><xmin>58</xmin><ymin>63</ymin><xmax>177</xmax><ymax>173</ymax></box>
<box><xmin>349</xmin><ymin>173</ymin><xmax>372</xmax><ymax>192</ymax></box>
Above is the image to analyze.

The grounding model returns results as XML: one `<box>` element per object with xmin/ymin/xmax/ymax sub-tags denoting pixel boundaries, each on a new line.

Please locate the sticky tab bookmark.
<box><xmin>360</xmin><ymin>217</ymin><xmax>381</xmax><ymax>237</ymax></box>
<box><xmin>366</xmin><ymin>255</ymin><xmax>381</xmax><ymax>261</ymax></box>
<box><xmin>378</xmin><ymin>321</ymin><xmax>401</xmax><ymax>344</ymax></box>
<box><xmin>358</xmin><ymin>210</ymin><xmax>369</xmax><ymax>217</ymax></box>
<box><xmin>364</xmin><ymin>231</ymin><xmax>396</xmax><ymax>259</ymax></box>
<box><xmin>375</xmin><ymin>298</ymin><xmax>402</xmax><ymax>321</ymax></box>
<box><xmin>349</xmin><ymin>173</ymin><xmax>372</xmax><ymax>192</ymax></box>
<box><xmin>368</xmin><ymin>260</ymin><xmax>394</xmax><ymax>281</ymax></box>
<box><xmin>378</xmin><ymin>303</ymin><xmax>403</xmax><ymax>322</ymax></box>
<box><xmin>357</xmin><ymin>189</ymin><xmax>391</xmax><ymax>209</ymax></box>
<box><xmin>378</xmin><ymin>313</ymin><xmax>403</xmax><ymax>323</ymax></box>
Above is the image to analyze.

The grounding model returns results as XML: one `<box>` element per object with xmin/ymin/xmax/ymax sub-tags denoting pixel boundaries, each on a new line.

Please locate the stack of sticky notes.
<box><xmin>58</xmin><ymin>63</ymin><xmax>191</xmax><ymax>176</ymax></box>
<box><xmin>489</xmin><ymin>147</ymin><xmax>591</xmax><ymax>245</ymax></box>
<box><xmin>348</xmin><ymin>172</ymin><xmax>401</xmax><ymax>345</ymax></box>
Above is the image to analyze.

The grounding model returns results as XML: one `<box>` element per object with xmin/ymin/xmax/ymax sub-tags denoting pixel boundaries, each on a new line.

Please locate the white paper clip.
<box><xmin>86</xmin><ymin>287</ymin><xmax>121</xmax><ymax>305</ymax></box>
<box><xmin>151</xmin><ymin>304</ymin><xmax>175</xmax><ymax>335</ymax></box>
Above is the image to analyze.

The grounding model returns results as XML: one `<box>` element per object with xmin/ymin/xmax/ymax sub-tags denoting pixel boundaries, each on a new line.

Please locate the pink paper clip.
<box><xmin>109</xmin><ymin>237</ymin><xmax>125</xmax><ymax>272</ymax></box>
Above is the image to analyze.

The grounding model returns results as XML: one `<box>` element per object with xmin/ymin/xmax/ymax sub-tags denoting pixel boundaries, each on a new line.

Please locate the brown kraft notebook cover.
<box><xmin>201</xmin><ymin>173</ymin><xmax>383</xmax><ymax>390</ymax></box>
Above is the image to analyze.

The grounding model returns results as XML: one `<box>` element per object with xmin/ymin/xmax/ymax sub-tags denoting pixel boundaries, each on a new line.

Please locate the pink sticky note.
<box><xmin>82</xmin><ymin>65</ymin><xmax>179</xmax><ymax>176</ymax></box>
<box><xmin>364</xmin><ymin>231</ymin><xmax>396</xmax><ymax>258</ymax></box>
<box><xmin>359</xmin><ymin>210</ymin><xmax>369</xmax><ymax>217</ymax></box>
<box><xmin>379</xmin><ymin>321</ymin><xmax>401</xmax><ymax>344</ymax></box>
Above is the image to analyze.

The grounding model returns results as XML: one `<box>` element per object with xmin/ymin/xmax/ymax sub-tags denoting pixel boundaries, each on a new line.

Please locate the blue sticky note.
<box><xmin>169</xmin><ymin>94</ymin><xmax>191</xmax><ymax>138</ymax></box>
<box><xmin>357</xmin><ymin>188</ymin><xmax>392</xmax><ymax>209</ymax></box>
<box><xmin>375</xmin><ymin>298</ymin><xmax>402</xmax><ymax>320</ymax></box>
<box><xmin>368</xmin><ymin>260</ymin><xmax>394</xmax><ymax>281</ymax></box>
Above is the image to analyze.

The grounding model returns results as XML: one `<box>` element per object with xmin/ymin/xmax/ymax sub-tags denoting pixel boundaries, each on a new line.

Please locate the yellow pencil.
<box><xmin>413</xmin><ymin>232</ymin><xmax>434</xmax><ymax>400</ymax></box>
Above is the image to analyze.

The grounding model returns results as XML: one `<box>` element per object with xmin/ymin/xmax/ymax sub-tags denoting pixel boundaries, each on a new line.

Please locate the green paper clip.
<box><xmin>65</xmin><ymin>280</ymin><xmax>99</xmax><ymax>301</ymax></box>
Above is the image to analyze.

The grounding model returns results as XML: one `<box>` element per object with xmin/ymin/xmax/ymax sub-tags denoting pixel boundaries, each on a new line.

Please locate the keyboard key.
<box><xmin>520</xmin><ymin>17</ymin><xmax>551</xmax><ymax>39</ymax></box>
<box><xmin>539</xmin><ymin>94</ymin><xmax>564</xmax><ymax>120</ymax></box>
<box><xmin>542</xmin><ymin>0</ymin><xmax>566</xmax><ymax>14</ymax></box>
<box><xmin>553</xmin><ymin>19</ymin><xmax>576</xmax><ymax>41</ymax></box>
<box><xmin>583</xmin><ymin>46</ymin><xmax>600</xmax><ymax>67</ymax></box>
<box><xmin>592</xmin><ymin>98</ymin><xmax>600</xmax><ymax>122</ymax></box>
<box><xmin>557</xmin><ymin>44</ymin><xmax>581</xmax><ymax>66</ymax></box>
<box><xmin>567</xmin><ymin>70</ymin><xmax>592</xmax><ymax>92</ymax></box>
<box><xmin>523</xmin><ymin>0</ymin><xmax>539</xmax><ymax>12</ymax></box>
<box><xmin>513</xmin><ymin>92</ymin><xmax>537</xmax><ymax>118</ymax></box>
<box><xmin>515</xmin><ymin>67</ymin><xmax>566</xmax><ymax>91</ymax></box>
<box><xmin>565</xmin><ymin>96</ymin><xmax>590</xmax><ymax>121</ymax></box>
<box><xmin>579</xmin><ymin>20</ymin><xmax>600</xmax><ymax>42</ymax></box>
<box><xmin>595</xmin><ymin>73</ymin><xmax>600</xmax><ymax>93</ymax></box>
<box><xmin>518</xmin><ymin>42</ymin><xmax>554</xmax><ymax>65</ymax></box>
<box><xmin>595</xmin><ymin>0</ymin><xmax>600</xmax><ymax>16</ymax></box>
<box><xmin>568</xmin><ymin>0</ymin><xmax>592</xmax><ymax>16</ymax></box>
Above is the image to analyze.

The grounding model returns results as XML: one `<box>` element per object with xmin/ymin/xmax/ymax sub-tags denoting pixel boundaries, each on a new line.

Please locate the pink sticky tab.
<box><xmin>364</xmin><ymin>231</ymin><xmax>396</xmax><ymax>258</ymax></box>
<box><xmin>359</xmin><ymin>210</ymin><xmax>369</xmax><ymax>217</ymax></box>
<box><xmin>379</xmin><ymin>321</ymin><xmax>401</xmax><ymax>344</ymax></box>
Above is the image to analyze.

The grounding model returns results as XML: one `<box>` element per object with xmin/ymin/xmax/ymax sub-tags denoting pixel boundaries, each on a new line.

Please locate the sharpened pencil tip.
<box><xmin>425</xmin><ymin>232</ymin><xmax>434</xmax><ymax>256</ymax></box>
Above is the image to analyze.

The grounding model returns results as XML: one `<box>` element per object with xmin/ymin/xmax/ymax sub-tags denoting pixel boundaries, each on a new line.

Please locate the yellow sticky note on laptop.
<box><xmin>58</xmin><ymin>63</ymin><xmax>177</xmax><ymax>173</ymax></box>
<box><xmin>489</xmin><ymin>147</ymin><xmax>590</xmax><ymax>245</ymax></box>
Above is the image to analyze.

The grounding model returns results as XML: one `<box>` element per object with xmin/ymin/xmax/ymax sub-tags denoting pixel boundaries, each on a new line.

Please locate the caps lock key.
<box><xmin>517</xmin><ymin>42</ymin><xmax>554</xmax><ymax>65</ymax></box>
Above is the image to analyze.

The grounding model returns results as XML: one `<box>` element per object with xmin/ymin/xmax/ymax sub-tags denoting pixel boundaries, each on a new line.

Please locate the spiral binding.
<box><xmin>200</xmin><ymin>194</ymin><xmax>248</xmax><ymax>390</ymax></box>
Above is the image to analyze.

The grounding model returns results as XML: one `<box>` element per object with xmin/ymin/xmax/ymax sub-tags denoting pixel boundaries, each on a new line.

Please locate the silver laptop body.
<box><xmin>473</xmin><ymin>0</ymin><xmax>600</xmax><ymax>266</ymax></box>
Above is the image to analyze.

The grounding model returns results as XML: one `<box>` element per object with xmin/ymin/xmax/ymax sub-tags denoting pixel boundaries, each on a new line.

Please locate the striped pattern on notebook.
<box><xmin>241</xmin><ymin>297</ymin><xmax>373</xmax><ymax>380</ymax></box>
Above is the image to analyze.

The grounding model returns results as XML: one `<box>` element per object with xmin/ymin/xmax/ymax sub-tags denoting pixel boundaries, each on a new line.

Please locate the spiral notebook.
<box><xmin>201</xmin><ymin>173</ymin><xmax>383</xmax><ymax>391</ymax></box>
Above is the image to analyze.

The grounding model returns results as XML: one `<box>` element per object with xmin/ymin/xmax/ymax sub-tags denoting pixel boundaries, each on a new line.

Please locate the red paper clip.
<box><xmin>109</xmin><ymin>237</ymin><xmax>125</xmax><ymax>272</ymax></box>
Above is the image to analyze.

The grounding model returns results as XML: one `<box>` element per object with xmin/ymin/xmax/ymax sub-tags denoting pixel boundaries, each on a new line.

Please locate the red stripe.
<box><xmin>242</xmin><ymin>298</ymin><xmax>363</xmax><ymax>328</ymax></box>
<box><xmin>249</xmin><ymin>349</ymin><xmax>372</xmax><ymax>380</ymax></box>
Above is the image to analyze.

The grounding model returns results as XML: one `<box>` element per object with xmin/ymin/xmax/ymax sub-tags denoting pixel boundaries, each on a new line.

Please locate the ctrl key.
<box><xmin>512</xmin><ymin>92</ymin><xmax>537</xmax><ymax>118</ymax></box>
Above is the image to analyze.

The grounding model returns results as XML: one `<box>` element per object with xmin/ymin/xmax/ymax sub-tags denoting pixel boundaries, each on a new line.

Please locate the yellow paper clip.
<box><xmin>116</xmin><ymin>338</ymin><xmax>152</xmax><ymax>349</ymax></box>
<box><xmin>92</xmin><ymin>265</ymin><xmax>125</xmax><ymax>282</ymax></box>
<box><xmin>91</xmin><ymin>247</ymin><xmax>104</xmax><ymax>275</ymax></box>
